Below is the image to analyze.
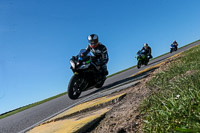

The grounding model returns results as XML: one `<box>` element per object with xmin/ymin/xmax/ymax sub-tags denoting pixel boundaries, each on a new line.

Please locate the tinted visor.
<box><xmin>90</xmin><ymin>40</ymin><xmax>97</xmax><ymax>46</ymax></box>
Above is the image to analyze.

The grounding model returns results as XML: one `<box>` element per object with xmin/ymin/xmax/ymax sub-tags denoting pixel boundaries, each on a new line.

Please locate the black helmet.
<box><xmin>88</xmin><ymin>34</ymin><xmax>99</xmax><ymax>48</ymax></box>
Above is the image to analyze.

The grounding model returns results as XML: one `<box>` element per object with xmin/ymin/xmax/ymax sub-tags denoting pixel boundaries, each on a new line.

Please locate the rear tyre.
<box><xmin>95</xmin><ymin>77</ymin><xmax>106</xmax><ymax>88</ymax></box>
<box><xmin>68</xmin><ymin>75</ymin><xmax>82</xmax><ymax>100</ymax></box>
<box><xmin>144</xmin><ymin>60</ymin><xmax>148</xmax><ymax>66</ymax></box>
<box><xmin>137</xmin><ymin>60</ymin><xmax>142</xmax><ymax>69</ymax></box>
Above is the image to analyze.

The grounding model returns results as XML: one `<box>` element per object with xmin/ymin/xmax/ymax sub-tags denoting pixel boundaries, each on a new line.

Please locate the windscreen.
<box><xmin>78</xmin><ymin>49</ymin><xmax>92</xmax><ymax>56</ymax></box>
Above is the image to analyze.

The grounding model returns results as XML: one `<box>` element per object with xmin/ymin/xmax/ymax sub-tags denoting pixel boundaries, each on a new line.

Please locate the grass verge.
<box><xmin>140</xmin><ymin>43</ymin><xmax>200</xmax><ymax>132</ymax></box>
<box><xmin>0</xmin><ymin>92</ymin><xmax>67</xmax><ymax>119</ymax></box>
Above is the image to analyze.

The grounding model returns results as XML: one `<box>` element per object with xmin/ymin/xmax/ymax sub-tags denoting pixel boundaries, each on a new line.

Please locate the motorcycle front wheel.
<box><xmin>68</xmin><ymin>75</ymin><xmax>82</xmax><ymax>100</ymax></box>
<box><xmin>137</xmin><ymin>60</ymin><xmax>142</xmax><ymax>69</ymax></box>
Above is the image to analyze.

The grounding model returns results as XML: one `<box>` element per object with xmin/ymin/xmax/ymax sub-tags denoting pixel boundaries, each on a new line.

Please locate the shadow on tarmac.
<box><xmin>79</xmin><ymin>66</ymin><xmax>159</xmax><ymax>99</ymax></box>
<box><xmin>79</xmin><ymin>51</ymin><xmax>178</xmax><ymax>99</ymax></box>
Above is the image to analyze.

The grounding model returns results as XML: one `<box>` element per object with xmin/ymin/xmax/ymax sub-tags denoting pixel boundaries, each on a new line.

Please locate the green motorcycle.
<box><xmin>136</xmin><ymin>50</ymin><xmax>149</xmax><ymax>69</ymax></box>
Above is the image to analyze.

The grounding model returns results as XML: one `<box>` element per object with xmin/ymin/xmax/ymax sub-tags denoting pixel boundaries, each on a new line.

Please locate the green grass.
<box><xmin>0</xmin><ymin>92</ymin><xmax>67</xmax><ymax>119</ymax></box>
<box><xmin>140</xmin><ymin>43</ymin><xmax>200</xmax><ymax>132</ymax></box>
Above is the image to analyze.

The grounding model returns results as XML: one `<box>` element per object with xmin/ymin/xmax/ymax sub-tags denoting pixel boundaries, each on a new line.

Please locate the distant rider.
<box><xmin>171</xmin><ymin>40</ymin><xmax>178</xmax><ymax>50</ymax></box>
<box><xmin>81</xmin><ymin>34</ymin><xmax>109</xmax><ymax>76</ymax></box>
<box><xmin>141</xmin><ymin>43</ymin><xmax>153</xmax><ymax>59</ymax></box>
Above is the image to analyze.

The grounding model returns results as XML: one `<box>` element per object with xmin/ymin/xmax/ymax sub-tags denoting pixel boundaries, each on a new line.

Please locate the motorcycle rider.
<box><xmin>81</xmin><ymin>34</ymin><xmax>109</xmax><ymax>76</ymax></box>
<box><xmin>141</xmin><ymin>43</ymin><xmax>153</xmax><ymax>59</ymax></box>
<box><xmin>172</xmin><ymin>40</ymin><xmax>178</xmax><ymax>50</ymax></box>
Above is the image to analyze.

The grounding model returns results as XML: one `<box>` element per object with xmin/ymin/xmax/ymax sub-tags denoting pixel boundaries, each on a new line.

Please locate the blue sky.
<box><xmin>0</xmin><ymin>0</ymin><xmax>200</xmax><ymax>114</ymax></box>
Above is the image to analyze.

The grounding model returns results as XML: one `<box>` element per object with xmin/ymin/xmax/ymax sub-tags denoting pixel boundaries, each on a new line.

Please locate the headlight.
<box><xmin>70</xmin><ymin>60</ymin><xmax>75</xmax><ymax>69</ymax></box>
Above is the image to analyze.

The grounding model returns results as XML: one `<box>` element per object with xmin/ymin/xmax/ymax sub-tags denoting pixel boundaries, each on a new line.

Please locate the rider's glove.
<box><xmin>95</xmin><ymin>59</ymin><xmax>102</xmax><ymax>66</ymax></box>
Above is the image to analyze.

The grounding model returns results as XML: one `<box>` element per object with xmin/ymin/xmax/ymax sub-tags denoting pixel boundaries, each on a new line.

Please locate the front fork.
<box><xmin>75</xmin><ymin>73</ymin><xmax>88</xmax><ymax>91</ymax></box>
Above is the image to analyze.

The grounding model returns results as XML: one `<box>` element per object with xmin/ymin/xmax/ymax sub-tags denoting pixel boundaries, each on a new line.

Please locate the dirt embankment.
<box><xmin>89</xmin><ymin>56</ymin><xmax>179</xmax><ymax>133</ymax></box>
<box><xmin>89</xmin><ymin>77</ymin><xmax>151</xmax><ymax>133</ymax></box>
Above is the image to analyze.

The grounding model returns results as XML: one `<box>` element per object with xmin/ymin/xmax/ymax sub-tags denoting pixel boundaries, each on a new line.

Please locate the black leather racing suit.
<box><xmin>172</xmin><ymin>41</ymin><xmax>178</xmax><ymax>50</ymax></box>
<box><xmin>141</xmin><ymin>46</ymin><xmax>153</xmax><ymax>59</ymax></box>
<box><xmin>82</xmin><ymin>43</ymin><xmax>109</xmax><ymax>76</ymax></box>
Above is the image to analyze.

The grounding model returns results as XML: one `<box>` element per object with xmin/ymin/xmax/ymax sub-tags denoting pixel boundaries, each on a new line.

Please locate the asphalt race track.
<box><xmin>0</xmin><ymin>40</ymin><xmax>199</xmax><ymax>133</ymax></box>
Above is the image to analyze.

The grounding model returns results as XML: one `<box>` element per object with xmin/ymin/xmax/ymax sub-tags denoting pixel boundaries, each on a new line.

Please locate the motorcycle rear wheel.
<box><xmin>68</xmin><ymin>75</ymin><xmax>82</xmax><ymax>100</ymax></box>
<box><xmin>95</xmin><ymin>77</ymin><xmax>106</xmax><ymax>88</ymax></box>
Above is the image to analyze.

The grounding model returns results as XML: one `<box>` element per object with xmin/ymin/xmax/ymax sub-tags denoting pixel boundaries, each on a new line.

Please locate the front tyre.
<box><xmin>170</xmin><ymin>48</ymin><xmax>173</xmax><ymax>53</ymax></box>
<box><xmin>137</xmin><ymin>60</ymin><xmax>142</xmax><ymax>69</ymax></box>
<box><xmin>68</xmin><ymin>75</ymin><xmax>82</xmax><ymax>100</ymax></box>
